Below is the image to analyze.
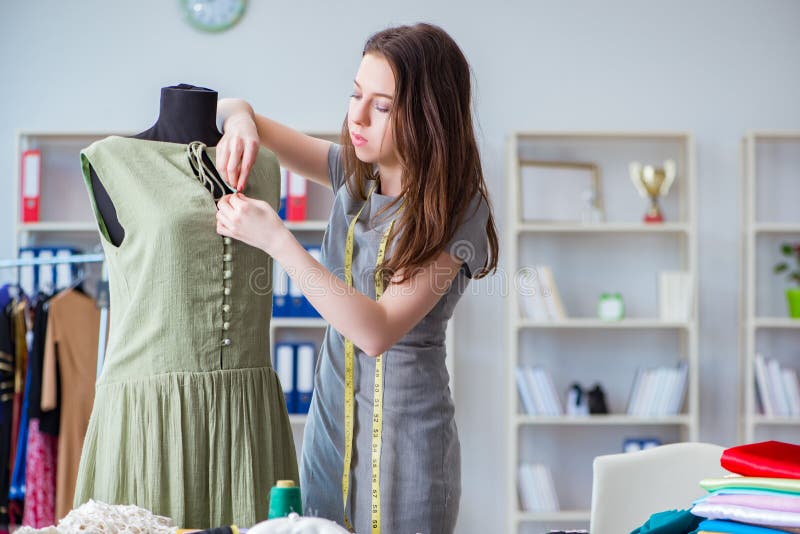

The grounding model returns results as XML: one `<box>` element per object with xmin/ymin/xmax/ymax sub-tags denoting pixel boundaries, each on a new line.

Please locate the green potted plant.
<box><xmin>773</xmin><ymin>242</ymin><xmax>800</xmax><ymax>319</ymax></box>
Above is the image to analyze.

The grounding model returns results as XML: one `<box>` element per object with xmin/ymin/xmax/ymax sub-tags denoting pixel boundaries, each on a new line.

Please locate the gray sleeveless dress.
<box><xmin>300</xmin><ymin>144</ymin><xmax>490</xmax><ymax>533</ymax></box>
<box><xmin>75</xmin><ymin>136</ymin><xmax>298</xmax><ymax>529</ymax></box>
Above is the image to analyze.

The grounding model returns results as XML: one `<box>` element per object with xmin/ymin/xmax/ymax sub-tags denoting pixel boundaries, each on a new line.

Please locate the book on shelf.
<box><xmin>658</xmin><ymin>271</ymin><xmax>693</xmax><ymax>322</ymax></box>
<box><xmin>517</xmin><ymin>463</ymin><xmax>560</xmax><ymax>512</ymax></box>
<box><xmin>755</xmin><ymin>353</ymin><xmax>800</xmax><ymax>417</ymax></box>
<box><xmin>286</xmin><ymin>171</ymin><xmax>308</xmax><ymax>221</ymax></box>
<box><xmin>278</xmin><ymin>167</ymin><xmax>288</xmax><ymax>219</ymax></box>
<box><xmin>275</xmin><ymin>245</ymin><xmax>322</xmax><ymax>318</ymax></box>
<box><xmin>21</xmin><ymin>149</ymin><xmax>41</xmax><ymax>223</ymax></box>
<box><xmin>517</xmin><ymin>265</ymin><xmax>567</xmax><ymax>322</ymax></box>
<box><xmin>626</xmin><ymin>361</ymin><xmax>688</xmax><ymax>416</ymax></box>
<box><xmin>515</xmin><ymin>365</ymin><xmax>563</xmax><ymax>416</ymax></box>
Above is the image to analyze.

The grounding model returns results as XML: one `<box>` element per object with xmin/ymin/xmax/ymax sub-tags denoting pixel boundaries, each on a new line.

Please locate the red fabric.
<box><xmin>21</xmin><ymin>419</ymin><xmax>58</xmax><ymax>528</ymax></box>
<box><xmin>7</xmin><ymin>501</ymin><xmax>21</xmax><ymax>529</ymax></box>
<box><xmin>721</xmin><ymin>440</ymin><xmax>800</xmax><ymax>479</ymax></box>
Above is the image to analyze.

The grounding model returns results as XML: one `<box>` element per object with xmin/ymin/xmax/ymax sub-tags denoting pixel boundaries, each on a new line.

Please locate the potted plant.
<box><xmin>773</xmin><ymin>243</ymin><xmax>800</xmax><ymax>319</ymax></box>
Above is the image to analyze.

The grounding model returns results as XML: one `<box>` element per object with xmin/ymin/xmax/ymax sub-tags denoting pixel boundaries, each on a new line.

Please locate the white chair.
<box><xmin>590</xmin><ymin>442</ymin><xmax>727</xmax><ymax>534</ymax></box>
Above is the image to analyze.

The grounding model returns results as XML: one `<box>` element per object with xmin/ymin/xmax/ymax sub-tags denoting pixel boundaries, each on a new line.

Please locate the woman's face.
<box><xmin>348</xmin><ymin>53</ymin><xmax>398</xmax><ymax>167</ymax></box>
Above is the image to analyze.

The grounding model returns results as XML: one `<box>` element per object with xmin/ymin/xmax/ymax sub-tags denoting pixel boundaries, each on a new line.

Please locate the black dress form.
<box><xmin>89</xmin><ymin>83</ymin><xmax>226</xmax><ymax>247</ymax></box>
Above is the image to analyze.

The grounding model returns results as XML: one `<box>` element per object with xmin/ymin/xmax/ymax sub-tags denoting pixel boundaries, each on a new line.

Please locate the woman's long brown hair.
<box><xmin>340</xmin><ymin>22</ymin><xmax>499</xmax><ymax>284</ymax></box>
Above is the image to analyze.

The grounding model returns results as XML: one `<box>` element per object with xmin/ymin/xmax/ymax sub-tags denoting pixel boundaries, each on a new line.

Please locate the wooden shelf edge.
<box><xmin>517</xmin><ymin>319</ymin><xmax>692</xmax><ymax>329</ymax></box>
<box><xmin>515</xmin><ymin>415</ymin><xmax>691</xmax><ymax>426</ymax></box>
<box><xmin>515</xmin><ymin>510</ymin><xmax>591</xmax><ymax>522</ymax></box>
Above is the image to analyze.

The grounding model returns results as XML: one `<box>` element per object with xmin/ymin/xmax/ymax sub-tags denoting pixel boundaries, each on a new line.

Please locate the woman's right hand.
<box><xmin>216</xmin><ymin>99</ymin><xmax>261</xmax><ymax>191</ymax></box>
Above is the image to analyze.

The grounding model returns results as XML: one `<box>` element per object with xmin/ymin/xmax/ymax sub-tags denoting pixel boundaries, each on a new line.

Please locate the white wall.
<box><xmin>2</xmin><ymin>1</ymin><xmax>800</xmax><ymax>532</ymax></box>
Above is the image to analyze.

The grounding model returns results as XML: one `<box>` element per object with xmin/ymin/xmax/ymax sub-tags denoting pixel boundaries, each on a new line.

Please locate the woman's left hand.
<box><xmin>216</xmin><ymin>193</ymin><xmax>291</xmax><ymax>256</ymax></box>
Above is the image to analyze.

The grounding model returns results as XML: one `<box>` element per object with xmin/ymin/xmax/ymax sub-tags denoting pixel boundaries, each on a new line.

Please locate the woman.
<box><xmin>215</xmin><ymin>22</ymin><xmax>498</xmax><ymax>533</ymax></box>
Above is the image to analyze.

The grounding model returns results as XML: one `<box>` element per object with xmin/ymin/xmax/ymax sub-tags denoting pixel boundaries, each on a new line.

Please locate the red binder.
<box><xmin>286</xmin><ymin>171</ymin><xmax>307</xmax><ymax>222</ymax></box>
<box><xmin>21</xmin><ymin>149</ymin><xmax>41</xmax><ymax>222</ymax></box>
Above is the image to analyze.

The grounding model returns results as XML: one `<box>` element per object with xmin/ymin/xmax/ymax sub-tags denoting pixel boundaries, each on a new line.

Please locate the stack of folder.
<box><xmin>274</xmin><ymin>342</ymin><xmax>315</xmax><ymax>414</ymax></box>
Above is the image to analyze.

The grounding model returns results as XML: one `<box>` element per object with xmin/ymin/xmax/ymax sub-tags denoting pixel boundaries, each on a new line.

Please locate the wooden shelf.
<box><xmin>518</xmin><ymin>318</ymin><xmax>690</xmax><ymax>329</ymax></box>
<box><xmin>271</xmin><ymin>317</ymin><xmax>327</xmax><ymax>329</ymax></box>
<box><xmin>516</xmin><ymin>414</ymin><xmax>692</xmax><ymax>426</ymax></box>
<box><xmin>751</xmin><ymin>415</ymin><xmax>800</xmax><ymax>425</ymax></box>
<box><xmin>285</xmin><ymin>220</ymin><xmax>328</xmax><ymax>232</ymax></box>
<box><xmin>516</xmin><ymin>510</ymin><xmax>591</xmax><ymax>523</ymax></box>
<box><xmin>753</xmin><ymin>317</ymin><xmax>800</xmax><ymax>329</ymax></box>
<box><xmin>288</xmin><ymin>414</ymin><xmax>308</xmax><ymax>426</ymax></box>
<box><xmin>17</xmin><ymin>221</ymin><xmax>98</xmax><ymax>232</ymax></box>
<box><xmin>513</xmin><ymin>130</ymin><xmax>690</xmax><ymax>141</ymax></box>
<box><xmin>752</xmin><ymin>223</ymin><xmax>800</xmax><ymax>234</ymax></box>
<box><xmin>517</xmin><ymin>222</ymin><xmax>689</xmax><ymax>234</ymax></box>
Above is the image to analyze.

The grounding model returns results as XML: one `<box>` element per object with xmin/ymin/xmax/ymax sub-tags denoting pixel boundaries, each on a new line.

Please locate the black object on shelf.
<box><xmin>587</xmin><ymin>383</ymin><xmax>609</xmax><ymax>414</ymax></box>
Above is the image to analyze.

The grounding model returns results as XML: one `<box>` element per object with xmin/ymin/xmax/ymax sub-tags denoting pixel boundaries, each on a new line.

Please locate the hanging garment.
<box><xmin>28</xmin><ymin>296</ymin><xmax>59</xmax><ymax>437</ymax></box>
<box><xmin>40</xmin><ymin>289</ymin><xmax>100</xmax><ymax>520</ymax></box>
<box><xmin>7</xmin><ymin>301</ymin><xmax>27</xmax><ymax>487</ymax></box>
<box><xmin>300</xmin><ymin>144</ymin><xmax>490</xmax><ymax>534</ymax></box>
<box><xmin>0</xmin><ymin>287</ymin><xmax>15</xmax><ymax>530</ymax></box>
<box><xmin>74</xmin><ymin>136</ymin><xmax>297</xmax><ymax>528</ymax></box>
<box><xmin>23</xmin><ymin>297</ymin><xmax>58</xmax><ymax>526</ymax></box>
<box><xmin>21</xmin><ymin>418</ymin><xmax>58</xmax><ymax>528</ymax></box>
<box><xmin>8</xmin><ymin>338</ymin><xmax>33</xmax><ymax>502</ymax></box>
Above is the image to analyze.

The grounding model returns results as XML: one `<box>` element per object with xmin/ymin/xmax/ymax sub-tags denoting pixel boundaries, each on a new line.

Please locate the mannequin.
<box><xmin>76</xmin><ymin>85</ymin><xmax>294</xmax><ymax>528</ymax></box>
<box><xmin>89</xmin><ymin>83</ymin><xmax>227</xmax><ymax>246</ymax></box>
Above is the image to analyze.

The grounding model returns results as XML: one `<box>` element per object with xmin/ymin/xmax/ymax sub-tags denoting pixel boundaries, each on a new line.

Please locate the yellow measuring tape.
<box><xmin>341</xmin><ymin>182</ymin><xmax>397</xmax><ymax>534</ymax></box>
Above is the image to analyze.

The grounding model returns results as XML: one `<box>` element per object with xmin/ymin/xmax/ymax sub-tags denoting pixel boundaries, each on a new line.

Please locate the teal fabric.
<box><xmin>697</xmin><ymin>519</ymin><xmax>790</xmax><ymax>533</ymax></box>
<box><xmin>630</xmin><ymin>508</ymin><xmax>703</xmax><ymax>534</ymax></box>
<box><xmin>74</xmin><ymin>136</ymin><xmax>297</xmax><ymax>528</ymax></box>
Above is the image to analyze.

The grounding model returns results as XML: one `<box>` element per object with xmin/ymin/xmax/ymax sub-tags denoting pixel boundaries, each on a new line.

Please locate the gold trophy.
<box><xmin>629</xmin><ymin>159</ymin><xmax>677</xmax><ymax>223</ymax></box>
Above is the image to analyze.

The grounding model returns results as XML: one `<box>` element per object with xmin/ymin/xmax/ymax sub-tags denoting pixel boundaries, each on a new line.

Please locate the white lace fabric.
<box><xmin>14</xmin><ymin>499</ymin><xmax>177</xmax><ymax>533</ymax></box>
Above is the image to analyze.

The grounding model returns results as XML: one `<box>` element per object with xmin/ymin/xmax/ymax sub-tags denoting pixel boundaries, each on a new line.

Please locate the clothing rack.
<box><xmin>0</xmin><ymin>253</ymin><xmax>109</xmax><ymax>377</ymax></box>
<box><xmin>0</xmin><ymin>253</ymin><xmax>104</xmax><ymax>269</ymax></box>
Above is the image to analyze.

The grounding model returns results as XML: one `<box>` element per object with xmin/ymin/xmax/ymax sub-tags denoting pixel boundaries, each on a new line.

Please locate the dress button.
<box><xmin>223</xmin><ymin>288</ymin><xmax>231</xmax><ymax>296</ymax></box>
<box><xmin>223</xmin><ymin>253</ymin><xmax>232</xmax><ymax>261</ymax></box>
<box><xmin>223</xmin><ymin>270</ymin><xmax>232</xmax><ymax>279</ymax></box>
<box><xmin>222</xmin><ymin>304</ymin><xmax>231</xmax><ymax>313</ymax></box>
<box><xmin>221</xmin><ymin>338</ymin><xmax>231</xmax><ymax>347</ymax></box>
<box><xmin>222</xmin><ymin>322</ymin><xmax>230</xmax><ymax>330</ymax></box>
<box><xmin>223</xmin><ymin>237</ymin><xmax>232</xmax><ymax>245</ymax></box>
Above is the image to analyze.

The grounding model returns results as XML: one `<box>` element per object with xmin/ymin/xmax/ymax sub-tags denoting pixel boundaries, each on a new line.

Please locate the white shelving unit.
<box><xmin>506</xmin><ymin>131</ymin><xmax>698</xmax><ymax>533</ymax></box>
<box><xmin>741</xmin><ymin>130</ymin><xmax>800</xmax><ymax>444</ymax></box>
<box><xmin>12</xmin><ymin>131</ymin><xmax>123</xmax><ymax>255</ymax></box>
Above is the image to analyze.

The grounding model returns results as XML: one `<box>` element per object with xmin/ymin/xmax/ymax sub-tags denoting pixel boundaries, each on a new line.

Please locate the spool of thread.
<box><xmin>268</xmin><ymin>480</ymin><xmax>303</xmax><ymax>519</ymax></box>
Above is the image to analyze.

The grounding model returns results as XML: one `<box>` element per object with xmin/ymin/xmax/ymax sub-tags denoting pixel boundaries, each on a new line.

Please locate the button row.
<box><xmin>221</xmin><ymin>236</ymin><xmax>233</xmax><ymax>350</ymax></box>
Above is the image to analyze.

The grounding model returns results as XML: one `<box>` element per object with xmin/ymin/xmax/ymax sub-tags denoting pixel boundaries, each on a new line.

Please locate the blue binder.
<box><xmin>294</xmin><ymin>342</ymin><xmax>315</xmax><ymax>414</ymax></box>
<box><xmin>278</xmin><ymin>167</ymin><xmax>288</xmax><ymax>219</ymax></box>
<box><xmin>274</xmin><ymin>342</ymin><xmax>295</xmax><ymax>413</ymax></box>
<box><xmin>273</xmin><ymin>262</ymin><xmax>290</xmax><ymax>317</ymax></box>
<box><xmin>303</xmin><ymin>246</ymin><xmax>322</xmax><ymax>318</ymax></box>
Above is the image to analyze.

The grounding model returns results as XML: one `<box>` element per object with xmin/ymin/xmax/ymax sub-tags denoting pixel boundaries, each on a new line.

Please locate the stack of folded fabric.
<box><xmin>692</xmin><ymin>441</ymin><xmax>800</xmax><ymax>533</ymax></box>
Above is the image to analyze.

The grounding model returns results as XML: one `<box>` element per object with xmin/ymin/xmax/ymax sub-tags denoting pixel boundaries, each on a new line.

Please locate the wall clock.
<box><xmin>182</xmin><ymin>0</ymin><xmax>246</xmax><ymax>33</ymax></box>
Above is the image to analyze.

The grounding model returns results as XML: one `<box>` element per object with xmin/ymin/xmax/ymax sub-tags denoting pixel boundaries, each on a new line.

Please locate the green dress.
<box><xmin>74</xmin><ymin>135</ymin><xmax>297</xmax><ymax>528</ymax></box>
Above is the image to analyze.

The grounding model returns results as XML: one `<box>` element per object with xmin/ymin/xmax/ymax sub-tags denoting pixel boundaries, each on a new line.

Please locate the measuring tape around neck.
<box><xmin>341</xmin><ymin>181</ymin><xmax>397</xmax><ymax>534</ymax></box>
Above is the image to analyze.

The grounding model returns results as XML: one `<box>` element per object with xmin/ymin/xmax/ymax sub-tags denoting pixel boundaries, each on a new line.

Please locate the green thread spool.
<box><xmin>268</xmin><ymin>480</ymin><xmax>303</xmax><ymax>519</ymax></box>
